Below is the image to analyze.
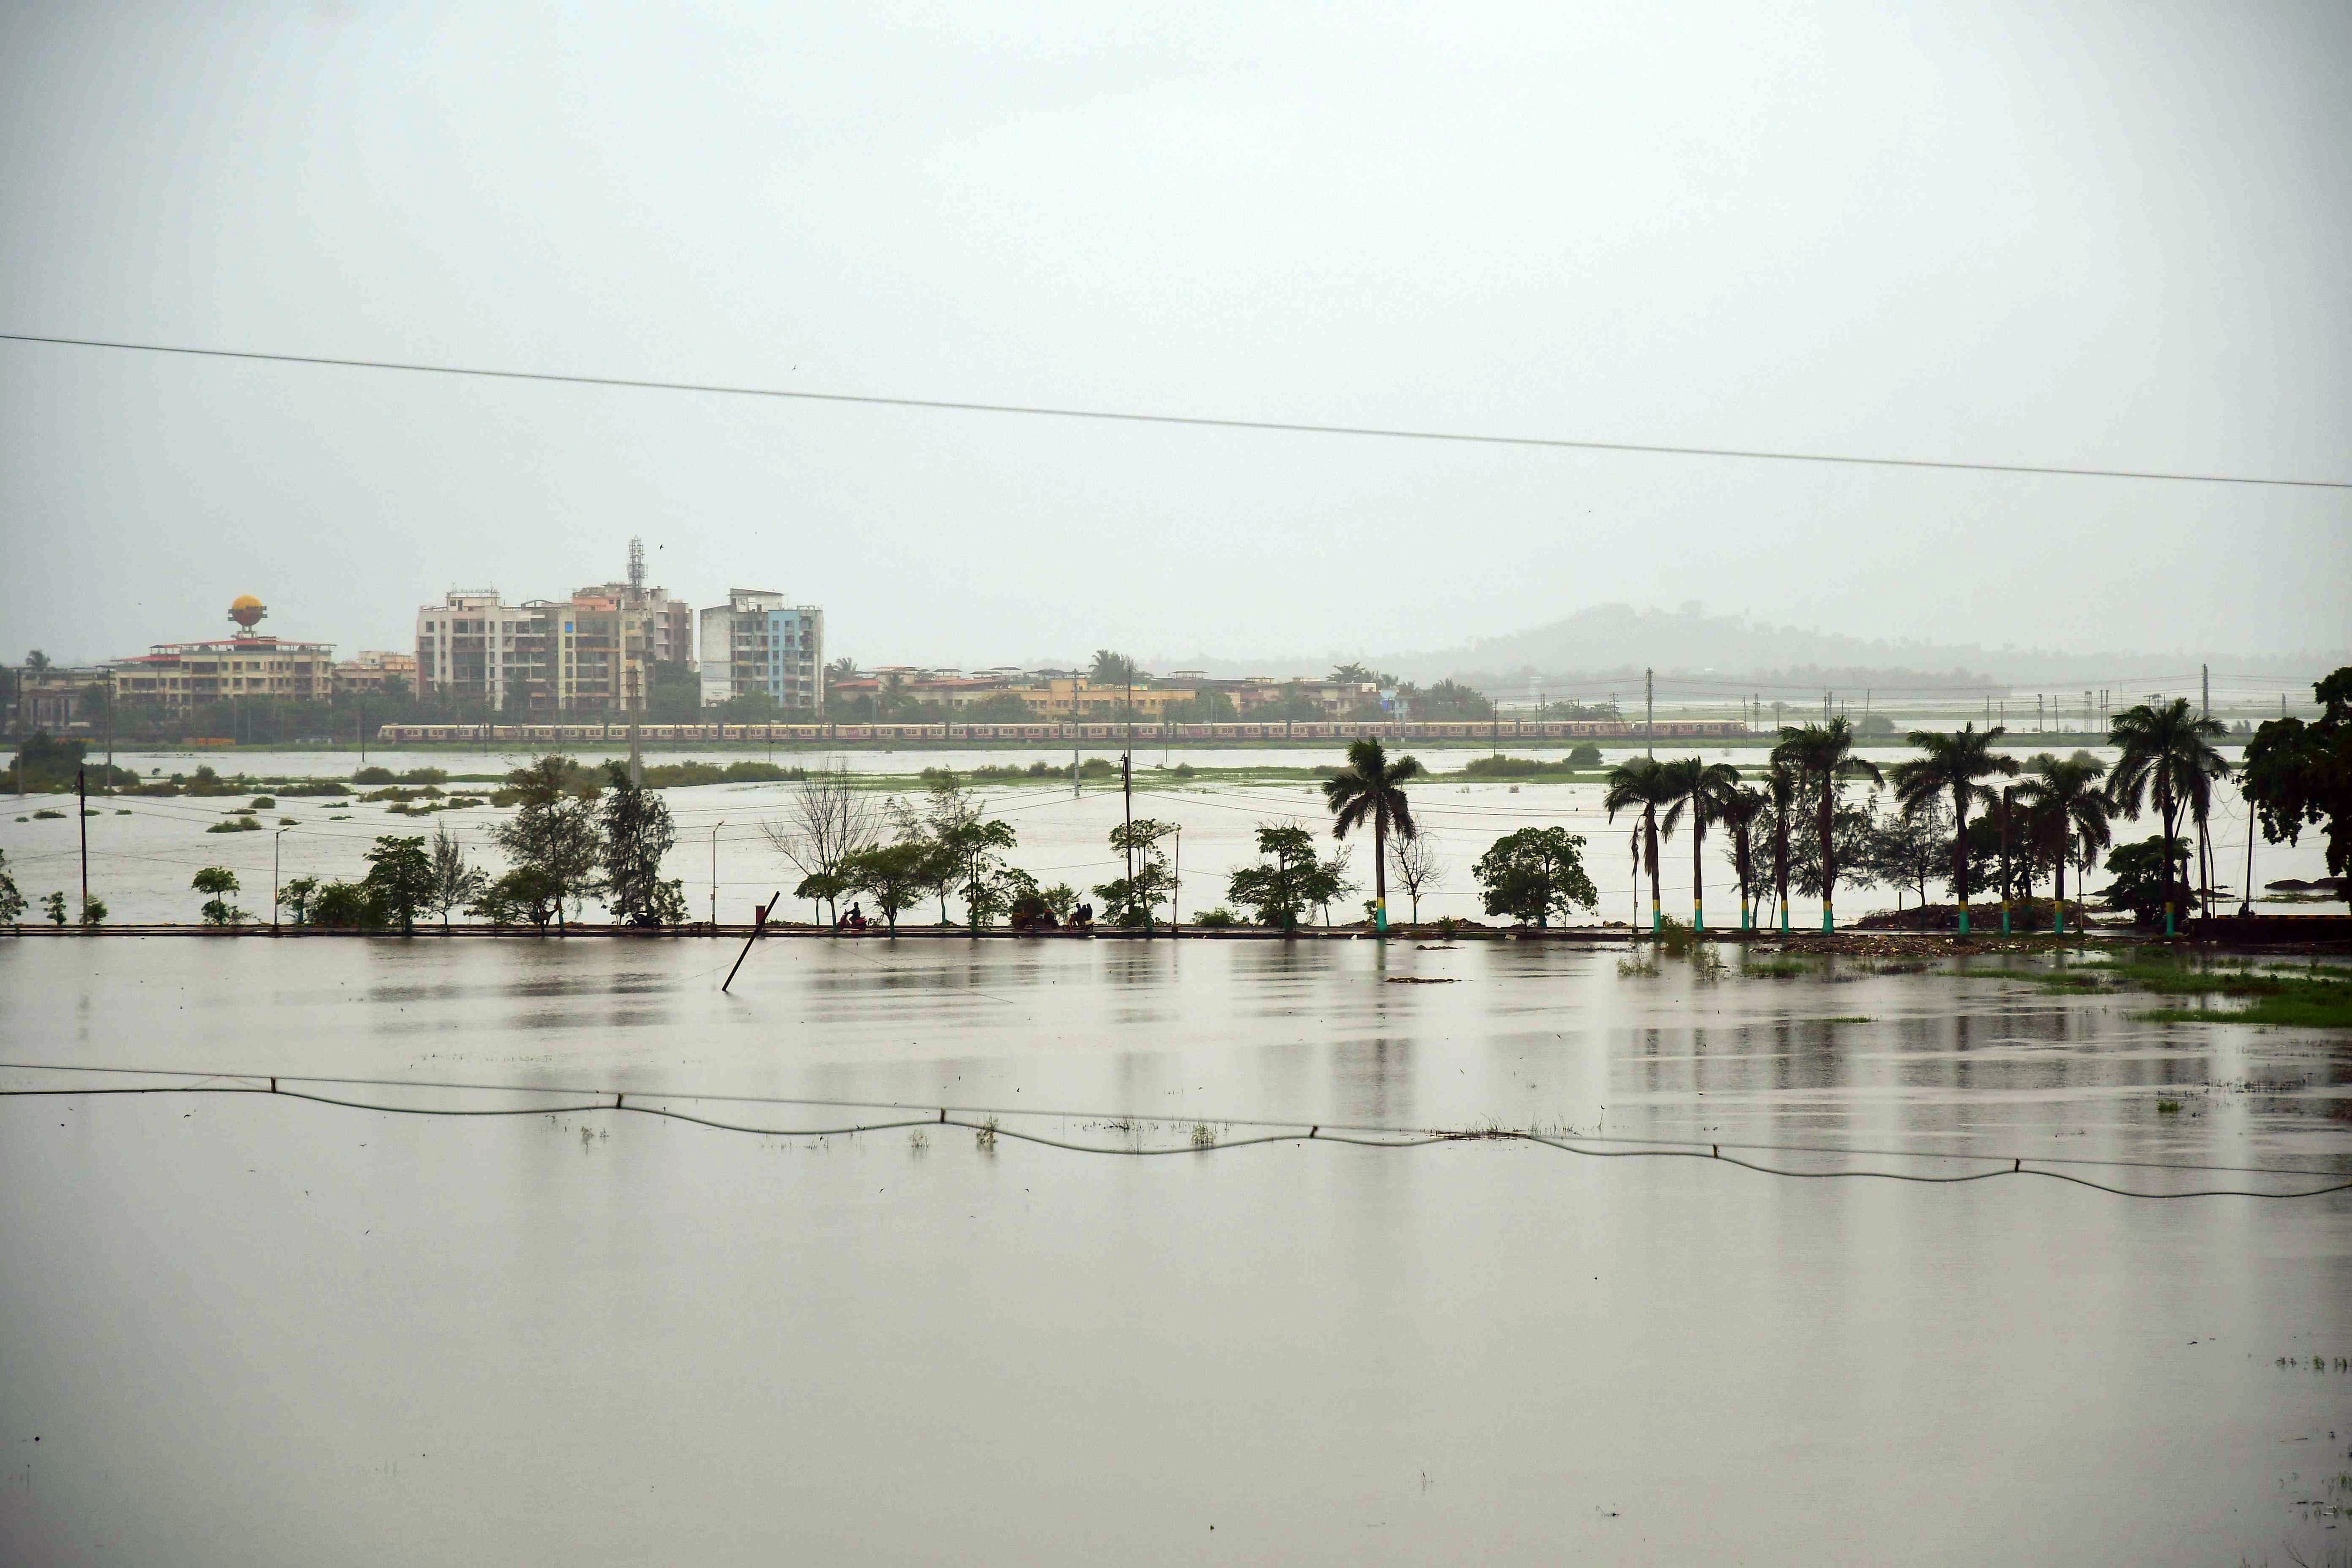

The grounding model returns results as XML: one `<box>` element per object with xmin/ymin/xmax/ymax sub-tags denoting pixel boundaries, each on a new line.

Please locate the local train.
<box><xmin>371</xmin><ymin>718</ymin><xmax>1751</xmax><ymax>745</ymax></box>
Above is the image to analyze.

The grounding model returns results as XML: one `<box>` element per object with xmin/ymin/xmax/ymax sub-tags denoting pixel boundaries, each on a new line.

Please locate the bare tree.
<box><xmin>760</xmin><ymin>761</ymin><xmax>880</xmax><ymax>927</ymax></box>
<box><xmin>1389</xmin><ymin>830</ymin><xmax>1447</xmax><ymax>925</ymax></box>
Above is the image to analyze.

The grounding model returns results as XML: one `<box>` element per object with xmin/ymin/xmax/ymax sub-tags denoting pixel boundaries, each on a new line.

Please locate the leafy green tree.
<box><xmin>0</xmin><ymin>848</ymin><xmax>25</xmax><ymax>926</ymax></box>
<box><xmin>716</xmin><ymin>690</ymin><xmax>784</xmax><ymax>723</ymax></box>
<box><xmin>362</xmin><ymin>836</ymin><xmax>434</xmax><ymax>934</ymax></box>
<box><xmin>762</xmin><ymin>764</ymin><xmax>881</xmax><ymax>928</ymax></box>
<box><xmin>2242</xmin><ymin>668</ymin><xmax>2352</xmax><ymax>912</ymax></box>
<box><xmin>2099</xmin><ymin>836</ymin><xmax>2193</xmax><ymax>925</ymax></box>
<box><xmin>470</xmin><ymin>867</ymin><xmax>561</xmax><ymax>931</ymax></box>
<box><xmin>1473</xmin><ymin>827</ymin><xmax>1599</xmax><ymax>927</ymax></box>
<box><xmin>1862</xmin><ymin>793</ymin><xmax>1951</xmax><ymax>909</ymax></box>
<box><xmin>964</xmin><ymin>692</ymin><xmax>1037</xmax><ymax>722</ymax></box>
<box><xmin>1407</xmin><ymin>679</ymin><xmax>1494</xmax><ymax>720</ymax></box>
<box><xmin>2106</xmin><ymin>700</ymin><xmax>2227</xmax><ymax>930</ymax></box>
<box><xmin>1567</xmin><ymin>743</ymin><xmax>1603</xmax><ymax>767</ymax></box>
<box><xmin>1089</xmin><ymin>650</ymin><xmax>1141</xmax><ymax>689</ymax></box>
<box><xmin>278</xmin><ymin>875</ymin><xmax>320</xmax><ymax>926</ymax></box>
<box><xmin>425</xmin><ymin>828</ymin><xmax>484</xmax><ymax>930</ymax></box>
<box><xmin>842</xmin><ymin>840</ymin><xmax>934</xmax><ymax>931</ymax></box>
<box><xmin>648</xmin><ymin>659</ymin><xmax>702</xmax><ymax>723</ymax></box>
<box><xmin>1322</xmin><ymin>738</ymin><xmax>1423</xmax><ymax>931</ymax></box>
<box><xmin>969</xmin><ymin>864</ymin><xmax>1036</xmax><ymax>927</ymax></box>
<box><xmin>491</xmin><ymin>755</ymin><xmax>604</xmax><ymax>932</ymax></box>
<box><xmin>78</xmin><ymin>894</ymin><xmax>107</xmax><ymax>925</ymax></box>
<box><xmin>1772</xmin><ymin>717</ymin><xmax>1883</xmax><ymax>931</ymax></box>
<box><xmin>1039</xmin><ymin>883</ymin><xmax>1080</xmax><ymax>920</ymax></box>
<box><xmin>950</xmin><ymin>817</ymin><xmax>1021</xmax><ymax>928</ymax></box>
<box><xmin>2016</xmin><ymin>751</ymin><xmax>2111</xmax><ymax>921</ymax></box>
<box><xmin>598</xmin><ymin>761</ymin><xmax>684</xmax><ymax>927</ymax></box>
<box><xmin>42</xmin><ymin>890</ymin><xmax>68</xmax><ymax>926</ymax></box>
<box><xmin>1164</xmin><ymin>688</ymin><xmax>1238</xmax><ymax>723</ymax></box>
<box><xmin>1225</xmin><ymin>824</ymin><xmax>1327</xmax><ymax>931</ymax></box>
<box><xmin>311</xmin><ymin>881</ymin><xmax>381</xmax><ymax>928</ymax></box>
<box><xmin>916</xmin><ymin>776</ymin><xmax>983</xmax><ymax>923</ymax></box>
<box><xmin>793</xmin><ymin>871</ymin><xmax>850</xmax><ymax>927</ymax></box>
<box><xmin>1097</xmin><ymin>818</ymin><xmax>1176</xmax><ymax>927</ymax></box>
<box><xmin>1603</xmin><ymin>757</ymin><xmax>1675</xmax><ymax>931</ymax></box>
<box><xmin>1656</xmin><ymin>757</ymin><xmax>1740</xmax><ymax>929</ymax></box>
<box><xmin>191</xmin><ymin>866</ymin><xmax>243</xmax><ymax>926</ymax></box>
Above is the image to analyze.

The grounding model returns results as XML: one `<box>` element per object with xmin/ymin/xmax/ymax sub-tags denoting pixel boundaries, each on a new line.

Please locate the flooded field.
<box><xmin>3</xmin><ymin>938</ymin><xmax>2348</xmax><ymax>1564</ymax></box>
<box><xmin>5</xmin><ymin>745</ymin><xmax>2328</xmax><ymax>931</ymax></box>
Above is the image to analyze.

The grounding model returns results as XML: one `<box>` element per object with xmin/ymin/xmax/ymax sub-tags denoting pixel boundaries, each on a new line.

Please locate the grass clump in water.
<box><xmin>2007</xmin><ymin>951</ymin><xmax>2352</xmax><ymax>1028</ymax></box>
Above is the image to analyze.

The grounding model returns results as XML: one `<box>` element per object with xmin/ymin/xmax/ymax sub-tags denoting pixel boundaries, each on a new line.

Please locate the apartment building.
<box><xmin>8</xmin><ymin>665</ymin><xmax>110</xmax><ymax>733</ymax></box>
<box><xmin>111</xmin><ymin>637</ymin><xmax>336</xmax><ymax>712</ymax></box>
<box><xmin>699</xmin><ymin>590</ymin><xmax>824</xmax><ymax>710</ymax></box>
<box><xmin>413</xmin><ymin>591</ymin><xmax>546</xmax><ymax>710</ymax></box>
<box><xmin>333</xmin><ymin>650</ymin><xmax>418</xmax><ymax>699</ymax></box>
<box><xmin>571</xmin><ymin>578</ymin><xmax>693</xmax><ymax>667</ymax></box>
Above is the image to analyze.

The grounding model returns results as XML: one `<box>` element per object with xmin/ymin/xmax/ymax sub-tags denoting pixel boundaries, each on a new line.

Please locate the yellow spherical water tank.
<box><xmin>228</xmin><ymin>595</ymin><xmax>267</xmax><ymax>631</ymax></box>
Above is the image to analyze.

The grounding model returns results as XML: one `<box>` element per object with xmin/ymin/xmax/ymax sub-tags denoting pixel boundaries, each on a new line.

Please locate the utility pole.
<box><xmin>274</xmin><ymin>826</ymin><xmax>291</xmax><ymax>932</ymax></box>
<box><xmin>2241</xmin><ymin>782</ymin><xmax>2257</xmax><ymax>918</ymax></box>
<box><xmin>1171</xmin><ymin>826</ymin><xmax>1181</xmax><ymax>937</ymax></box>
<box><xmin>77</xmin><ymin>767</ymin><xmax>88</xmax><ymax>916</ymax></box>
<box><xmin>1644</xmin><ymin>668</ymin><xmax>1653</xmax><ymax>758</ymax></box>
<box><xmin>1122</xmin><ymin>750</ymin><xmax>1134</xmax><ymax>890</ymax></box>
<box><xmin>358</xmin><ymin>695</ymin><xmax>366</xmax><ymax>769</ymax></box>
<box><xmin>2201</xmin><ymin>664</ymin><xmax>2209</xmax><ymax>719</ymax></box>
<box><xmin>711</xmin><ymin>821</ymin><xmax>724</xmax><ymax>929</ymax></box>
<box><xmin>1073</xmin><ymin>745</ymin><xmax>1080</xmax><ymax>798</ymax></box>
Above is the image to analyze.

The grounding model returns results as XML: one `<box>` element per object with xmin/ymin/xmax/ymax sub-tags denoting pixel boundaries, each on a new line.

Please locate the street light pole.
<box><xmin>274</xmin><ymin>826</ymin><xmax>291</xmax><ymax>931</ymax></box>
<box><xmin>711</xmin><ymin>821</ymin><xmax>724</xmax><ymax>929</ymax></box>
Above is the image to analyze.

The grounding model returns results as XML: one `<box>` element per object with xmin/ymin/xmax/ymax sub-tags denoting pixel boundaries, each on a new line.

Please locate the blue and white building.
<box><xmin>699</xmin><ymin>589</ymin><xmax>825</xmax><ymax>711</ymax></box>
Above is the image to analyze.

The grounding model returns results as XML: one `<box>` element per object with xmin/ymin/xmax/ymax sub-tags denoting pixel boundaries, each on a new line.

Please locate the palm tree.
<box><xmin>1657</xmin><ymin>757</ymin><xmax>1741</xmax><ymax>929</ymax></box>
<box><xmin>2106</xmin><ymin>698</ymin><xmax>2227</xmax><ymax>934</ymax></box>
<box><xmin>1322</xmin><ymin>737</ymin><xmax>1422</xmax><ymax>931</ymax></box>
<box><xmin>1770</xmin><ymin>719</ymin><xmax>1883</xmax><ymax>932</ymax></box>
<box><xmin>2017</xmin><ymin>752</ymin><xmax>2110</xmax><ymax>933</ymax></box>
<box><xmin>1604</xmin><ymin>757</ymin><xmax>1676</xmax><ymax>933</ymax></box>
<box><xmin>1764</xmin><ymin>760</ymin><xmax>1798</xmax><ymax>931</ymax></box>
<box><xmin>1887</xmin><ymin>724</ymin><xmax>2013</xmax><ymax>935</ymax></box>
<box><xmin>1716</xmin><ymin>784</ymin><xmax>1768</xmax><ymax>930</ymax></box>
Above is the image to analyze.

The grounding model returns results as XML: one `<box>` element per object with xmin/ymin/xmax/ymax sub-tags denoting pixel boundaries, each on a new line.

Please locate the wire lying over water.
<box><xmin>4</xmin><ymin>1063</ymin><xmax>2349</xmax><ymax>1200</ymax></box>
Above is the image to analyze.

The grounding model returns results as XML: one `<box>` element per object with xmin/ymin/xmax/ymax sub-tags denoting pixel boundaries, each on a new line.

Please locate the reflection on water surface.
<box><xmin>1</xmin><ymin>939</ymin><xmax>2345</xmax><ymax>1565</ymax></box>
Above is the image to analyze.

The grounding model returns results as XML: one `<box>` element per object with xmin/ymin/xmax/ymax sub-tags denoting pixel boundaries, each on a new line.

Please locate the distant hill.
<box><xmin>1367</xmin><ymin>604</ymin><xmax>2344</xmax><ymax>695</ymax></box>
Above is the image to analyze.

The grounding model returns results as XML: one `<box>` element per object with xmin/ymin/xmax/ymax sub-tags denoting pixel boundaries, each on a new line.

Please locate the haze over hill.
<box><xmin>1137</xmin><ymin>603</ymin><xmax>2351</xmax><ymax>697</ymax></box>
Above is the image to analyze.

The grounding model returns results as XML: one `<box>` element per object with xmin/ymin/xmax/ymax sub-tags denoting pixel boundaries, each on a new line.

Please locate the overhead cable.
<box><xmin>4</xmin><ymin>331</ymin><xmax>2347</xmax><ymax>491</ymax></box>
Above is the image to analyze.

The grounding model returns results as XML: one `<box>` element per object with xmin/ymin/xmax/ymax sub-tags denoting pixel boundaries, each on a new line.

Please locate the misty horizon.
<box><xmin>4</xmin><ymin>1</ymin><xmax>2348</xmax><ymax>675</ymax></box>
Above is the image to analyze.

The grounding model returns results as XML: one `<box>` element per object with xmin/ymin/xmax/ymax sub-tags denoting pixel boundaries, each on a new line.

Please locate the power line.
<box><xmin>5</xmin><ymin>1067</ymin><xmax>2344</xmax><ymax>1199</ymax></box>
<box><xmin>5</xmin><ymin>330</ymin><xmax>2348</xmax><ymax>491</ymax></box>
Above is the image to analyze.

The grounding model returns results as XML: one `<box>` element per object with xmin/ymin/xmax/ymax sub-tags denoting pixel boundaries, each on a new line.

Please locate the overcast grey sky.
<box><xmin>3</xmin><ymin>0</ymin><xmax>2347</xmax><ymax>672</ymax></box>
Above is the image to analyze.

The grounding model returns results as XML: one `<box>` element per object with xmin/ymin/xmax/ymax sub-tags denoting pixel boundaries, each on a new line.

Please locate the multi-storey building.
<box><xmin>699</xmin><ymin>590</ymin><xmax>824</xmax><ymax>711</ymax></box>
<box><xmin>332</xmin><ymin>650</ymin><xmax>418</xmax><ymax>699</ymax></box>
<box><xmin>106</xmin><ymin>596</ymin><xmax>335</xmax><ymax>714</ymax></box>
<box><xmin>7</xmin><ymin>665</ymin><xmax>111</xmax><ymax>733</ymax></box>
<box><xmin>413</xmin><ymin>591</ymin><xmax>546</xmax><ymax>711</ymax></box>
<box><xmin>549</xmin><ymin>592</ymin><xmax>656</xmax><ymax>713</ymax></box>
<box><xmin>571</xmin><ymin>580</ymin><xmax>693</xmax><ymax>667</ymax></box>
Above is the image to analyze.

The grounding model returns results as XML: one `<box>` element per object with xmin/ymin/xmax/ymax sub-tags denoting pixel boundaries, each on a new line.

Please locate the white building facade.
<box><xmin>699</xmin><ymin>590</ymin><xmax>824</xmax><ymax>711</ymax></box>
<box><xmin>414</xmin><ymin>590</ymin><xmax>543</xmax><ymax>710</ymax></box>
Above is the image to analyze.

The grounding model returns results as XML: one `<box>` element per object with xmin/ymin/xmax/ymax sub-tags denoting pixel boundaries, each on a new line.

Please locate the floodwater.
<box><xmin>6</xmin><ymin>745</ymin><xmax>2325</xmax><ymax>931</ymax></box>
<box><xmin>3</xmin><ymin>937</ymin><xmax>2348</xmax><ymax>1565</ymax></box>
